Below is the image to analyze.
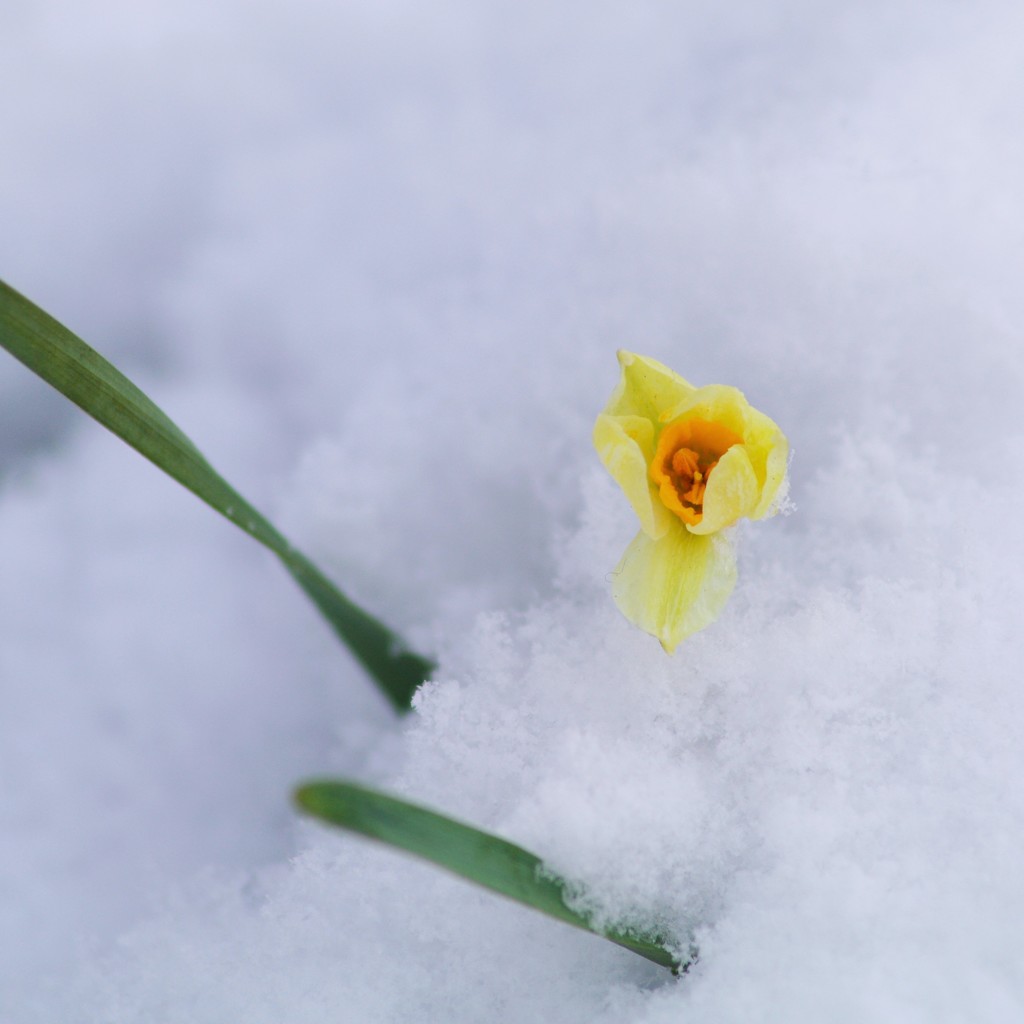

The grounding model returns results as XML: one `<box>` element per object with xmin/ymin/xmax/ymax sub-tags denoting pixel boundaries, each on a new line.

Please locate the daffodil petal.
<box><xmin>751</xmin><ymin>428</ymin><xmax>789</xmax><ymax>519</ymax></box>
<box><xmin>604</xmin><ymin>350</ymin><xmax>695</xmax><ymax>423</ymax></box>
<box><xmin>659</xmin><ymin>383</ymin><xmax>750</xmax><ymax>435</ymax></box>
<box><xmin>593</xmin><ymin>413</ymin><xmax>673</xmax><ymax>539</ymax></box>
<box><xmin>611</xmin><ymin>525</ymin><xmax>737</xmax><ymax>652</ymax></box>
<box><xmin>688</xmin><ymin>444</ymin><xmax>759</xmax><ymax>535</ymax></box>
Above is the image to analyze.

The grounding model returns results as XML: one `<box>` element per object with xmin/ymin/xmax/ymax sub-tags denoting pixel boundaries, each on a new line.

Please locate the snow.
<box><xmin>3</xmin><ymin>1</ymin><xmax>1024</xmax><ymax>1020</ymax></box>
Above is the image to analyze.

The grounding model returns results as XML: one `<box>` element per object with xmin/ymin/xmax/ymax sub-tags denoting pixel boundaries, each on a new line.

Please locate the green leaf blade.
<box><xmin>295</xmin><ymin>779</ymin><xmax>681</xmax><ymax>970</ymax></box>
<box><xmin>0</xmin><ymin>278</ymin><xmax>433</xmax><ymax>711</ymax></box>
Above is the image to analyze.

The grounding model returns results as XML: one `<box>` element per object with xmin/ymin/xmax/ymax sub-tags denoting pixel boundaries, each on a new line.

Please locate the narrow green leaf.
<box><xmin>295</xmin><ymin>779</ymin><xmax>683</xmax><ymax>970</ymax></box>
<box><xmin>0</xmin><ymin>278</ymin><xmax>433</xmax><ymax>711</ymax></box>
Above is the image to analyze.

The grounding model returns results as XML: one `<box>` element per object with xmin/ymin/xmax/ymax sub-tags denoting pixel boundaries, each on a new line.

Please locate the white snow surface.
<box><xmin>3</xmin><ymin>1</ymin><xmax>1024</xmax><ymax>1020</ymax></box>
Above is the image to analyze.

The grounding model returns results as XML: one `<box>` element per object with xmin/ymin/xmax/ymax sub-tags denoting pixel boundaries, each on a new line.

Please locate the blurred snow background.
<box><xmin>3</xmin><ymin>0</ymin><xmax>1024</xmax><ymax>1019</ymax></box>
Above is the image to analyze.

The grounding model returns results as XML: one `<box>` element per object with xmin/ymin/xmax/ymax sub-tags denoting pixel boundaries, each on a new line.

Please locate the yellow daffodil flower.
<box><xmin>594</xmin><ymin>350</ymin><xmax>788</xmax><ymax>652</ymax></box>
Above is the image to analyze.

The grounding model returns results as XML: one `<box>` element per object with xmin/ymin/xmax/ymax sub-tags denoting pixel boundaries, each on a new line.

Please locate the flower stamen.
<box><xmin>651</xmin><ymin>417</ymin><xmax>742</xmax><ymax>524</ymax></box>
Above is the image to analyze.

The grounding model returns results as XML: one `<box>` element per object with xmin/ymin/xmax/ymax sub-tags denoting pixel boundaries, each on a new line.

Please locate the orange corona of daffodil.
<box><xmin>594</xmin><ymin>350</ymin><xmax>788</xmax><ymax>652</ymax></box>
